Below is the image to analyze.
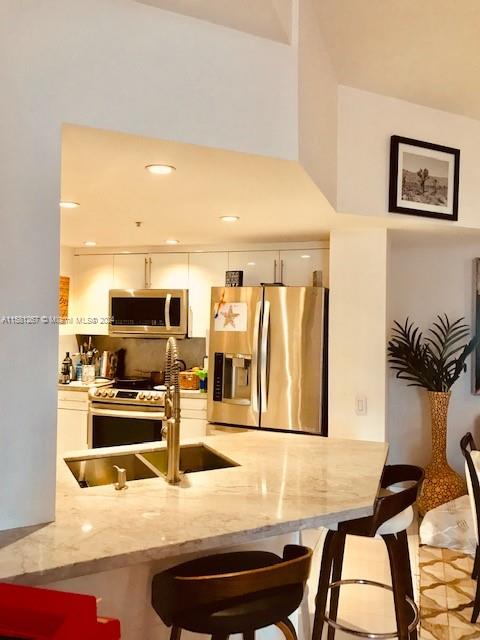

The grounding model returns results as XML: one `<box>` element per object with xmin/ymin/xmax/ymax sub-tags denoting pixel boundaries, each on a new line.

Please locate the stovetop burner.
<box><xmin>113</xmin><ymin>376</ymin><xmax>152</xmax><ymax>390</ymax></box>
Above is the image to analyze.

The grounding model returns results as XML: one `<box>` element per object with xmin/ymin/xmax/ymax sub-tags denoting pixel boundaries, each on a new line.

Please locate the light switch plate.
<box><xmin>355</xmin><ymin>395</ymin><xmax>367</xmax><ymax>416</ymax></box>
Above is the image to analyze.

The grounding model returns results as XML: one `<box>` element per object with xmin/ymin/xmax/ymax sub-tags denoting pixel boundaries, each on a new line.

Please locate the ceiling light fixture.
<box><xmin>165</xmin><ymin>239</ymin><xmax>179</xmax><ymax>245</ymax></box>
<box><xmin>84</xmin><ymin>240</ymin><xmax>97</xmax><ymax>247</ymax></box>
<box><xmin>60</xmin><ymin>201</ymin><xmax>80</xmax><ymax>209</ymax></box>
<box><xmin>145</xmin><ymin>164</ymin><xmax>176</xmax><ymax>175</ymax></box>
<box><xmin>301</xmin><ymin>254</ymin><xmax>311</xmax><ymax>259</ymax></box>
<box><xmin>247</xmin><ymin>262</ymin><xmax>256</xmax><ymax>266</ymax></box>
<box><xmin>220</xmin><ymin>215</ymin><xmax>240</xmax><ymax>223</ymax></box>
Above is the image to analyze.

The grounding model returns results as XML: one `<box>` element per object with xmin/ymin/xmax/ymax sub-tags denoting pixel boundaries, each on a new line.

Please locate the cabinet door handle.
<box><xmin>280</xmin><ymin>259</ymin><xmax>284</xmax><ymax>283</ymax></box>
<box><xmin>144</xmin><ymin>258</ymin><xmax>148</xmax><ymax>289</ymax></box>
<box><xmin>273</xmin><ymin>259</ymin><xmax>277</xmax><ymax>283</ymax></box>
<box><xmin>149</xmin><ymin>257</ymin><xmax>152</xmax><ymax>288</ymax></box>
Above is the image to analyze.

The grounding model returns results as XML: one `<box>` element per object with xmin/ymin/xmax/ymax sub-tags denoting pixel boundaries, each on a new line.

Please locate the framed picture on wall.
<box><xmin>389</xmin><ymin>135</ymin><xmax>460</xmax><ymax>221</ymax></box>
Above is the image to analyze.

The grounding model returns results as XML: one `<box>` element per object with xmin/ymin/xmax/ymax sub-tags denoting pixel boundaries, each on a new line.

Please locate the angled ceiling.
<box><xmin>60</xmin><ymin>124</ymin><xmax>454</xmax><ymax>249</ymax></box>
<box><xmin>60</xmin><ymin>124</ymin><xmax>336</xmax><ymax>247</ymax></box>
<box><xmin>318</xmin><ymin>0</ymin><xmax>480</xmax><ymax>121</ymax></box>
<box><xmin>132</xmin><ymin>0</ymin><xmax>292</xmax><ymax>43</ymax></box>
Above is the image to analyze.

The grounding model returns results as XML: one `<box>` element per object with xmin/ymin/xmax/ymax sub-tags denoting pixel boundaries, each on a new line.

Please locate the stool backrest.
<box><xmin>461</xmin><ymin>432</ymin><xmax>480</xmax><ymax>545</ymax></box>
<box><xmin>170</xmin><ymin>544</ymin><xmax>312</xmax><ymax>609</ymax></box>
<box><xmin>369</xmin><ymin>464</ymin><xmax>424</xmax><ymax>536</ymax></box>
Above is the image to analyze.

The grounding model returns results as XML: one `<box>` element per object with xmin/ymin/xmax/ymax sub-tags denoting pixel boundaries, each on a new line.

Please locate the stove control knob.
<box><xmin>145</xmin><ymin>392</ymin><xmax>152</xmax><ymax>399</ymax></box>
<box><xmin>107</xmin><ymin>390</ymin><xmax>115</xmax><ymax>398</ymax></box>
<box><xmin>138</xmin><ymin>392</ymin><xmax>145</xmax><ymax>400</ymax></box>
<box><xmin>150</xmin><ymin>396</ymin><xmax>157</xmax><ymax>402</ymax></box>
<box><xmin>95</xmin><ymin>390</ymin><xmax>101</xmax><ymax>397</ymax></box>
<box><xmin>101</xmin><ymin>390</ymin><xmax>108</xmax><ymax>397</ymax></box>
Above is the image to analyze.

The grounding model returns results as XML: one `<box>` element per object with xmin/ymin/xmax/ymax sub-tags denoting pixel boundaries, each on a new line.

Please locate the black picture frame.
<box><xmin>389</xmin><ymin>135</ymin><xmax>460</xmax><ymax>221</ymax></box>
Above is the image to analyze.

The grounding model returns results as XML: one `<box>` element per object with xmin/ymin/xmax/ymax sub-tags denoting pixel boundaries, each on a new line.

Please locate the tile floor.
<box><xmin>419</xmin><ymin>546</ymin><xmax>479</xmax><ymax>639</ymax></box>
<box><xmin>301</xmin><ymin>526</ymin><xmax>480</xmax><ymax>639</ymax></box>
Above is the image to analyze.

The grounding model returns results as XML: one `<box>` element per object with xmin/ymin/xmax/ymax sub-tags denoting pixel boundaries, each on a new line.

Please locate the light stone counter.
<box><xmin>0</xmin><ymin>430</ymin><xmax>387</xmax><ymax>586</ymax></box>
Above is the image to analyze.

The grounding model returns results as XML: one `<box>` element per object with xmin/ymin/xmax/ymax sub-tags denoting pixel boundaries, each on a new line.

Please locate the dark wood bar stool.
<box><xmin>151</xmin><ymin>544</ymin><xmax>312</xmax><ymax>640</ymax></box>
<box><xmin>460</xmin><ymin>431</ymin><xmax>480</xmax><ymax>621</ymax></box>
<box><xmin>312</xmin><ymin>464</ymin><xmax>423</xmax><ymax>640</ymax></box>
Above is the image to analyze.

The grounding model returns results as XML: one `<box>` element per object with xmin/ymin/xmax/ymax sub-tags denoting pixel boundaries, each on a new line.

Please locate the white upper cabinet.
<box><xmin>149</xmin><ymin>253</ymin><xmax>189</xmax><ymax>289</ymax></box>
<box><xmin>228</xmin><ymin>251</ymin><xmax>279</xmax><ymax>286</ymax></box>
<box><xmin>188</xmin><ymin>252</ymin><xmax>228</xmax><ymax>337</ymax></box>
<box><xmin>279</xmin><ymin>249</ymin><xmax>329</xmax><ymax>287</ymax></box>
<box><xmin>113</xmin><ymin>254</ymin><xmax>149</xmax><ymax>289</ymax></box>
<box><xmin>72</xmin><ymin>254</ymin><xmax>114</xmax><ymax>335</ymax></box>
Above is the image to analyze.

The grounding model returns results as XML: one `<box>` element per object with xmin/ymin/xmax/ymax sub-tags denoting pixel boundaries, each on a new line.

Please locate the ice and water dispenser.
<box><xmin>213</xmin><ymin>352</ymin><xmax>252</xmax><ymax>404</ymax></box>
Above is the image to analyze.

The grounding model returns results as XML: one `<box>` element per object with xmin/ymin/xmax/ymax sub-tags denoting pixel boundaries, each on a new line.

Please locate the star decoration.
<box><xmin>221</xmin><ymin>305</ymin><xmax>240</xmax><ymax>328</ymax></box>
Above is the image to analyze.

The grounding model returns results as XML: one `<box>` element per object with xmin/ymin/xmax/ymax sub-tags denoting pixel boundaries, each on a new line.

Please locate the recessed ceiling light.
<box><xmin>247</xmin><ymin>262</ymin><xmax>256</xmax><ymax>266</ymax></box>
<box><xmin>145</xmin><ymin>164</ymin><xmax>176</xmax><ymax>175</ymax></box>
<box><xmin>165</xmin><ymin>239</ymin><xmax>179</xmax><ymax>245</ymax></box>
<box><xmin>60</xmin><ymin>201</ymin><xmax>79</xmax><ymax>209</ymax></box>
<box><xmin>84</xmin><ymin>240</ymin><xmax>97</xmax><ymax>247</ymax></box>
<box><xmin>220</xmin><ymin>215</ymin><xmax>240</xmax><ymax>223</ymax></box>
<box><xmin>301</xmin><ymin>254</ymin><xmax>311</xmax><ymax>259</ymax></box>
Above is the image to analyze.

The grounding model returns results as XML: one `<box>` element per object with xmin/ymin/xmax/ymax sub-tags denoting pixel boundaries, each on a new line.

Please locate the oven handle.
<box><xmin>90</xmin><ymin>407</ymin><xmax>166</xmax><ymax>420</ymax></box>
<box><xmin>165</xmin><ymin>293</ymin><xmax>172</xmax><ymax>331</ymax></box>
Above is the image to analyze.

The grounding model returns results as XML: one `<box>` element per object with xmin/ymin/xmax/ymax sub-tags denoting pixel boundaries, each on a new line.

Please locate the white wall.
<box><xmin>0</xmin><ymin>0</ymin><xmax>298</xmax><ymax>531</ymax></box>
<box><xmin>297</xmin><ymin>0</ymin><xmax>337</xmax><ymax>207</ymax></box>
<box><xmin>388</xmin><ymin>234</ymin><xmax>480</xmax><ymax>474</ymax></box>
<box><xmin>328</xmin><ymin>229</ymin><xmax>389</xmax><ymax>442</ymax></box>
<box><xmin>337</xmin><ymin>86</ymin><xmax>480</xmax><ymax>228</ymax></box>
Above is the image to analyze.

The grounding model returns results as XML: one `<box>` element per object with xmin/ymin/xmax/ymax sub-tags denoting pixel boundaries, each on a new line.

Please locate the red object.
<box><xmin>0</xmin><ymin>583</ymin><xmax>120</xmax><ymax>639</ymax></box>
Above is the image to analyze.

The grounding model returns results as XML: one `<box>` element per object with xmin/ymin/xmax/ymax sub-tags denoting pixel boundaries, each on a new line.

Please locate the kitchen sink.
<box><xmin>140</xmin><ymin>444</ymin><xmax>239</xmax><ymax>476</ymax></box>
<box><xmin>65</xmin><ymin>453</ymin><xmax>158</xmax><ymax>488</ymax></box>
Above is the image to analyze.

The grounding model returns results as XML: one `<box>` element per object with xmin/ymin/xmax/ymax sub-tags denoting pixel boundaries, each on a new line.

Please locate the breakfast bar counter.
<box><xmin>0</xmin><ymin>429</ymin><xmax>387</xmax><ymax>586</ymax></box>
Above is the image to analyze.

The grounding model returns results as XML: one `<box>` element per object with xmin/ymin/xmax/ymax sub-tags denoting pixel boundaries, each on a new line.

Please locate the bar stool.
<box><xmin>460</xmin><ymin>431</ymin><xmax>480</xmax><ymax>621</ymax></box>
<box><xmin>151</xmin><ymin>544</ymin><xmax>312</xmax><ymax>640</ymax></box>
<box><xmin>312</xmin><ymin>464</ymin><xmax>423</xmax><ymax>640</ymax></box>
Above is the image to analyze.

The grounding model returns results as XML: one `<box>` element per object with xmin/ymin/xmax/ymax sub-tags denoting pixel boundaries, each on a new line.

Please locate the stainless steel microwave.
<box><xmin>109</xmin><ymin>289</ymin><xmax>188</xmax><ymax>338</ymax></box>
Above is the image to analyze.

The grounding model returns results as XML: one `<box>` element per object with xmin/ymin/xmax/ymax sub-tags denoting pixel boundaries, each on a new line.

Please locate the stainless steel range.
<box><xmin>88</xmin><ymin>387</ymin><xmax>166</xmax><ymax>449</ymax></box>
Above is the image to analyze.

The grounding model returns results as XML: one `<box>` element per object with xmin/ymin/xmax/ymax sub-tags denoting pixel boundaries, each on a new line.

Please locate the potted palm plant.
<box><xmin>388</xmin><ymin>315</ymin><xmax>478</xmax><ymax>515</ymax></box>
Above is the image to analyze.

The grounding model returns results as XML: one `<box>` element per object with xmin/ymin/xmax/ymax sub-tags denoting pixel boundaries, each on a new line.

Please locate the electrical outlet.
<box><xmin>355</xmin><ymin>395</ymin><xmax>367</xmax><ymax>416</ymax></box>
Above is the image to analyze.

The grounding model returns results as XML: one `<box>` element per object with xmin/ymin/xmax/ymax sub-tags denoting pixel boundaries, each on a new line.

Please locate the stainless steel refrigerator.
<box><xmin>207</xmin><ymin>286</ymin><xmax>328</xmax><ymax>434</ymax></box>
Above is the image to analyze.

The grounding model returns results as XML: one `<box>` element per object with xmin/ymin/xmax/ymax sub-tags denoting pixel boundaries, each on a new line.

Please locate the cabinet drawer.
<box><xmin>58</xmin><ymin>391</ymin><xmax>89</xmax><ymax>410</ymax></box>
<box><xmin>181</xmin><ymin>397</ymin><xmax>208</xmax><ymax>411</ymax></box>
<box><xmin>182</xmin><ymin>408</ymin><xmax>207</xmax><ymax>420</ymax></box>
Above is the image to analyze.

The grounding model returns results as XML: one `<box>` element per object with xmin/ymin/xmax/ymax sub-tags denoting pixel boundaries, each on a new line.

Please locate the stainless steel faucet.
<box><xmin>163</xmin><ymin>336</ymin><xmax>181</xmax><ymax>484</ymax></box>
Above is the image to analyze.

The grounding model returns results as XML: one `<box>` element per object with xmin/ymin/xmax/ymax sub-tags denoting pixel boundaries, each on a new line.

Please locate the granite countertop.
<box><xmin>0</xmin><ymin>431</ymin><xmax>387</xmax><ymax>585</ymax></box>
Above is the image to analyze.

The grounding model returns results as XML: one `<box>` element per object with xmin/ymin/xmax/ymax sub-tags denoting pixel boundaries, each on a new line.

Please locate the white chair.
<box><xmin>461</xmin><ymin>432</ymin><xmax>480</xmax><ymax>622</ymax></box>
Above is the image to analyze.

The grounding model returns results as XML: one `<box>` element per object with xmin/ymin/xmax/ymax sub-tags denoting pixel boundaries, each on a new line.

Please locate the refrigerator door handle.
<box><xmin>260</xmin><ymin>300</ymin><xmax>270</xmax><ymax>413</ymax></box>
<box><xmin>251</xmin><ymin>301</ymin><xmax>262</xmax><ymax>414</ymax></box>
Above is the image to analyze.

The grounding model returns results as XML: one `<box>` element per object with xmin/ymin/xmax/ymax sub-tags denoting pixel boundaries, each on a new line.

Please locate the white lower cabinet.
<box><xmin>180</xmin><ymin>395</ymin><xmax>207</xmax><ymax>439</ymax></box>
<box><xmin>57</xmin><ymin>408</ymin><xmax>88</xmax><ymax>454</ymax></box>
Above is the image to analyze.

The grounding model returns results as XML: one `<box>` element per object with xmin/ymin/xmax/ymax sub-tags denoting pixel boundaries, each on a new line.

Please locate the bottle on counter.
<box><xmin>60</xmin><ymin>352</ymin><xmax>72</xmax><ymax>385</ymax></box>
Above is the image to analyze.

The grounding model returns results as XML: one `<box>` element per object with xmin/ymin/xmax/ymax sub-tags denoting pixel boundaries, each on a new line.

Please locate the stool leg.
<box><xmin>383</xmin><ymin>534</ymin><xmax>409</xmax><ymax>640</ymax></box>
<box><xmin>170</xmin><ymin>626</ymin><xmax>182</xmax><ymax>640</ymax></box>
<box><xmin>276</xmin><ymin>618</ymin><xmax>297</xmax><ymax>640</ymax></box>
<box><xmin>473</xmin><ymin>545</ymin><xmax>480</xmax><ymax>580</ymax></box>
<box><xmin>396</xmin><ymin>530</ymin><xmax>417</xmax><ymax>640</ymax></box>
<box><xmin>312</xmin><ymin>530</ymin><xmax>337</xmax><ymax>640</ymax></box>
<box><xmin>327</xmin><ymin>531</ymin><xmax>346</xmax><ymax>640</ymax></box>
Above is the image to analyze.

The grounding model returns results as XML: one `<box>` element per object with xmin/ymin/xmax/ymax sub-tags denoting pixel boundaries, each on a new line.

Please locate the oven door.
<box><xmin>89</xmin><ymin>405</ymin><xmax>164</xmax><ymax>449</ymax></box>
<box><xmin>109</xmin><ymin>289</ymin><xmax>188</xmax><ymax>337</ymax></box>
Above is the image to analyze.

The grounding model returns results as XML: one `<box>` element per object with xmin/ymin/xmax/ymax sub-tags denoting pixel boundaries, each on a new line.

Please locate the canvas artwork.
<box><xmin>389</xmin><ymin>136</ymin><xmax>460</xmax><ymax>221</ymax></box>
